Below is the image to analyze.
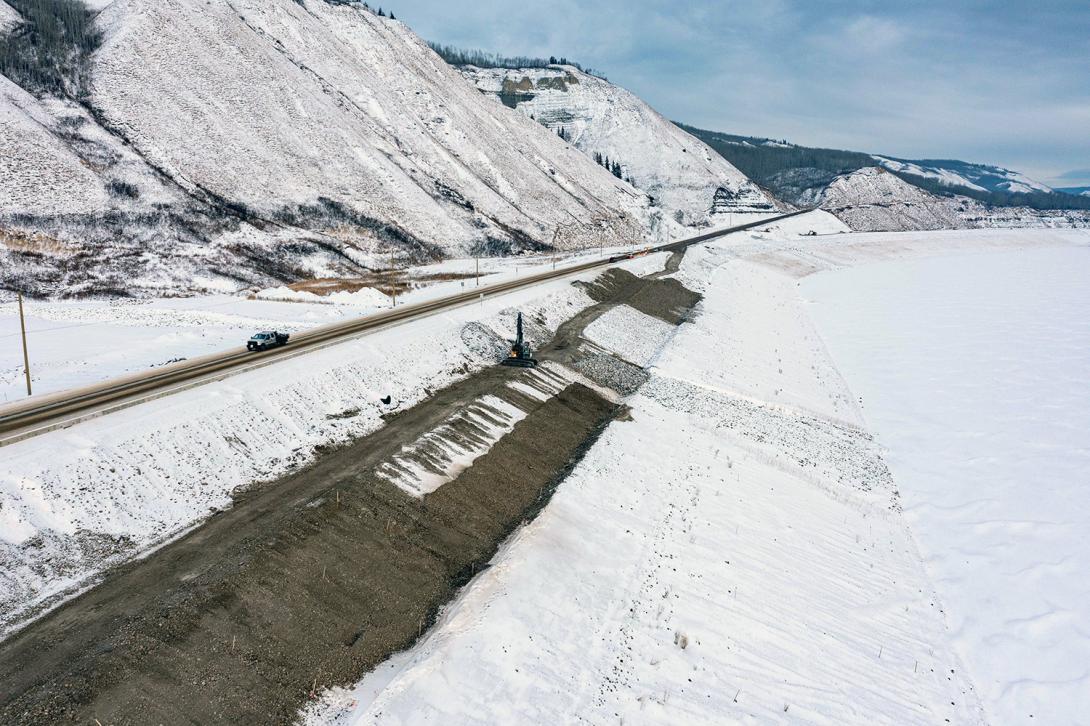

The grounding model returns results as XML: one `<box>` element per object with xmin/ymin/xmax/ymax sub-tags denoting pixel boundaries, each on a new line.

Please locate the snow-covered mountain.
<box><xmin>680</xmin><ymin>124</ymin><xmax>1088</xmax><ymax>222</ymax></box>
<box><xmin>872</xmin><ymin>156</ymin><xmax>1053</xmax><ymax>194</ymax></box>
<box><xmin>1</xmin><ymin>0</ymin><xmax>649</xmax><ymax>297</ymax></box>
<box><xmin>460</xmin><ymin>65</ymin><xmax>780</xmax><ymax>228</ymax></box>
<box><xmin>820</xmin><ymin>167</ymin><xmax>1090</xmax><ymax>232</ymax></box>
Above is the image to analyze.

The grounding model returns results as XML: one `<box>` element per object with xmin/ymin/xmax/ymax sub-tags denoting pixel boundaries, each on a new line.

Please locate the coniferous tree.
<box><xmin>424</xmin><ymin>42</ymin><xmax>605</xmax><ymax>78</ymax></box>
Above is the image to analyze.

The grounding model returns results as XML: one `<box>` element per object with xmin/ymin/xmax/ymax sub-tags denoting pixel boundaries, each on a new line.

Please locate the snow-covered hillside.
<box><xmin>820</xmin><ymin>167</ymin><xmax>971</xmax><ymax>231</ymax></box>
<box><xmin>0</xmin><ymin>1</ymin><xmax>19</xmax><ymax>32</ymax></box>
<box><xmin>1</xmin><ymin>0</ymin><xmax>649</xmax><ymax>297</ymax></box>
<box><xmin>821</xmin><ymin>167</ymin><xmax>1090</xmax><ymax>232</ymax></box>
<box><xmin>873</xmin><ymin>155</ymin><xmax>1053</xmax><ymax>194</ymax></box>
<box><xmin>461</xmin><ymin>65</ymin><xmax>779</xmax><ymax>228</ymax></box>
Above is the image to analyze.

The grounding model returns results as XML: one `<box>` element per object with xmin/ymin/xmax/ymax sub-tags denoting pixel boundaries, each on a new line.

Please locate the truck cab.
<box><xmin>247</xmin><ymin>331</ymin><xmax>289</xmax><ymax>351</ymax></box>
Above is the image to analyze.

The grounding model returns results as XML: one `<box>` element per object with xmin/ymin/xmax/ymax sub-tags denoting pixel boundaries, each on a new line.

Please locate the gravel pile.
<box><xmin>574</xmin><ymin>352</ymin><xmax>649</xmax><ymax>396</ymax></box>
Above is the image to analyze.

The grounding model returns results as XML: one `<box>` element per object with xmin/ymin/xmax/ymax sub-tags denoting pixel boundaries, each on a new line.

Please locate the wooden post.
<box><xmin>18</xmin><ymin>292</ymin><xmax>31</xmax><ymax>396</ymax></box>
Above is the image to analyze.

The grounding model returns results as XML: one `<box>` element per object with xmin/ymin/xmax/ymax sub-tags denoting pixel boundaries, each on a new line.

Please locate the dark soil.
<box><xmin>0</xmin><ymin>371</ymin><xmax>617</xmax><ymax>725</ymax></box>
<box><xmin>577</xmin><ymin>267</ymin><xmax>700</xmax><ymax>325</ymax></box>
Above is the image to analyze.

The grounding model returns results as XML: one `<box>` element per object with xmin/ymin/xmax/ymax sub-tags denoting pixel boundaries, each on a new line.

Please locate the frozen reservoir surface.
<box><xmin>801</xmin><ymin>246</ymin><xmax>1090</xmax><ymax>725</ymax></box>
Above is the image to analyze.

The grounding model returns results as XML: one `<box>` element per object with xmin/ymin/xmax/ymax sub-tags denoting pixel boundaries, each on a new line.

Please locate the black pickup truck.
<box><xmin>246</xmin><ymin>330</ymin><xmax>290</xmax><ymax>351</ymax></box>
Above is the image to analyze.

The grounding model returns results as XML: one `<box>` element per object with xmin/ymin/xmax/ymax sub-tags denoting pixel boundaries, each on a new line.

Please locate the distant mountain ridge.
<box><xmin>871</xmin><ymin>156</ymin><xmax>1052</xmax><ymax>194</ymax></box>
<box><xmin>677</xmin><ymin>123</ymin><xmax>1090</xmax><ymax>212</ymax></box>
<box><xmin>813</xmin><ymin>166</ymin><xmax>1090</xmax><ymax>232</ymax></box>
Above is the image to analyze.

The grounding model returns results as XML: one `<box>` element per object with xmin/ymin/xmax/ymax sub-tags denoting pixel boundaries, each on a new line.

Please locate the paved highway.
<box><xmin>0</xmin><ymin>210</ymin><xmax>809</xmax><ymax>445</ymax></box>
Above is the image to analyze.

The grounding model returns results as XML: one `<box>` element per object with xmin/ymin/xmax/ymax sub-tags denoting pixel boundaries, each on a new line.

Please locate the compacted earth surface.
<box><xmin>0</xmin><ymin>261</ymin><xmax>700</xmax><ymax>724</ymax></box>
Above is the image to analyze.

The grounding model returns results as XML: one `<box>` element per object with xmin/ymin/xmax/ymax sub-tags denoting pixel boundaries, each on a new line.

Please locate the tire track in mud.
<box><xmin>0</xmin><ymin>262</ymin><xmax>703</xmax><ymax>725</ymax></box>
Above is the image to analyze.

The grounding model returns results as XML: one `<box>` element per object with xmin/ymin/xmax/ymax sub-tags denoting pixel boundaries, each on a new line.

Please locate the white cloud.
<box><xmin>840</xmin><ymin>15</ymin><xmax>907</xmax><ymax>54</ymax></box>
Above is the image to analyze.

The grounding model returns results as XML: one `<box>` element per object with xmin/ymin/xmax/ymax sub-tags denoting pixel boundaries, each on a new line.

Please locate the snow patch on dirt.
<box><xmin>376</xmin><ymin>395</ymin><xmax>528</xmax><ymax>498</ymax></box>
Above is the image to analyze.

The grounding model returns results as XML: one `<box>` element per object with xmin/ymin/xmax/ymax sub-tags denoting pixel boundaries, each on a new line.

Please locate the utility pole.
<box><xmin>390</xmin><ymin>253</ymin><xmax>398</xmax><ymax>307</ymax></box>
<box><xmin>475</xmin><ymin>255</ymin><xmax>479</xmax><ymax>287</ymax></box>
<box><xmin>17</xmin><ymin>292</ymin><xmax>32</xmax><ymax>396</ymax></box>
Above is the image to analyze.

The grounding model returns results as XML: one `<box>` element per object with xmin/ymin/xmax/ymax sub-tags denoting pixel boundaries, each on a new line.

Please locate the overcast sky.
<box><xmin>395</xmin><ymin>1</ymin><xmax>1090</xmax><ymax>187</ymax></box>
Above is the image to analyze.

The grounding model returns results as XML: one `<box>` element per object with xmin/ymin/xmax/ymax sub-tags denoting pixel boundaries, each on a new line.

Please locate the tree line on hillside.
<box><xmin>676</xmin><ymin>122</ymin><xmax>874</xmax><ymax>181</ymax></box>
<box><xmin>320</xmin><ymin>1</ymin><xmax>396</xmax><ymax>19</ymax></box>
<box><xmin>426</xmin><ymin>41</ymin><xmax>605</xmax><ymax>79</ymax></box>
<box><xmin>592</xmin><ymin>150</ymin><xmax>632</xmax><ymax>184</ymax></box>
<box><xmin>0</xmin><ymin>0</ymin><xmax>100</xmax><ymax>97</ymax></box>
<box><xmin>679</xmin><ymin>122</ymin><xmax>1090</xmax><ymax>211</ymax></box>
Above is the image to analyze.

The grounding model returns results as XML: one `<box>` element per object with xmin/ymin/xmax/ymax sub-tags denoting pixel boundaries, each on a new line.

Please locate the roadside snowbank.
<box><xmin>253</xmin><ymin>286</ymin><xmax>390</xmax><ymax>308</ymax></box>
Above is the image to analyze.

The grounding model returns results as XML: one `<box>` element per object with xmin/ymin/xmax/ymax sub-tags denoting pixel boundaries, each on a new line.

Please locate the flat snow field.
<box><xmin>801</xmin><ymin>246</ymin><xmax>1090</xmax><ymax>724</ymax></box>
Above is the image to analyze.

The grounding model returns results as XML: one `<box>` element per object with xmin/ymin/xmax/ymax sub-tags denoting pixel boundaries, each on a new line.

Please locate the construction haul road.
<box><xmin>0</xmin><ymin>210</ymin><xmax>807</xmax><ymax>446</ymax></box>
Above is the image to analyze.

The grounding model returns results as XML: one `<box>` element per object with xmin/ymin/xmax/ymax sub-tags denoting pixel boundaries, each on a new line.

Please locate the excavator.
<box><xmin>501</xmin><ymin>312</ymin><xmax>538</xmax><ymax>368</ymax></box>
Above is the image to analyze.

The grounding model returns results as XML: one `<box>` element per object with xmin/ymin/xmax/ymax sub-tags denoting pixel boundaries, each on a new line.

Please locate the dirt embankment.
<box><xmin>0</xmin><ymin>263</ymin><xmax>702</xmax><ymax>725</ymax></box>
